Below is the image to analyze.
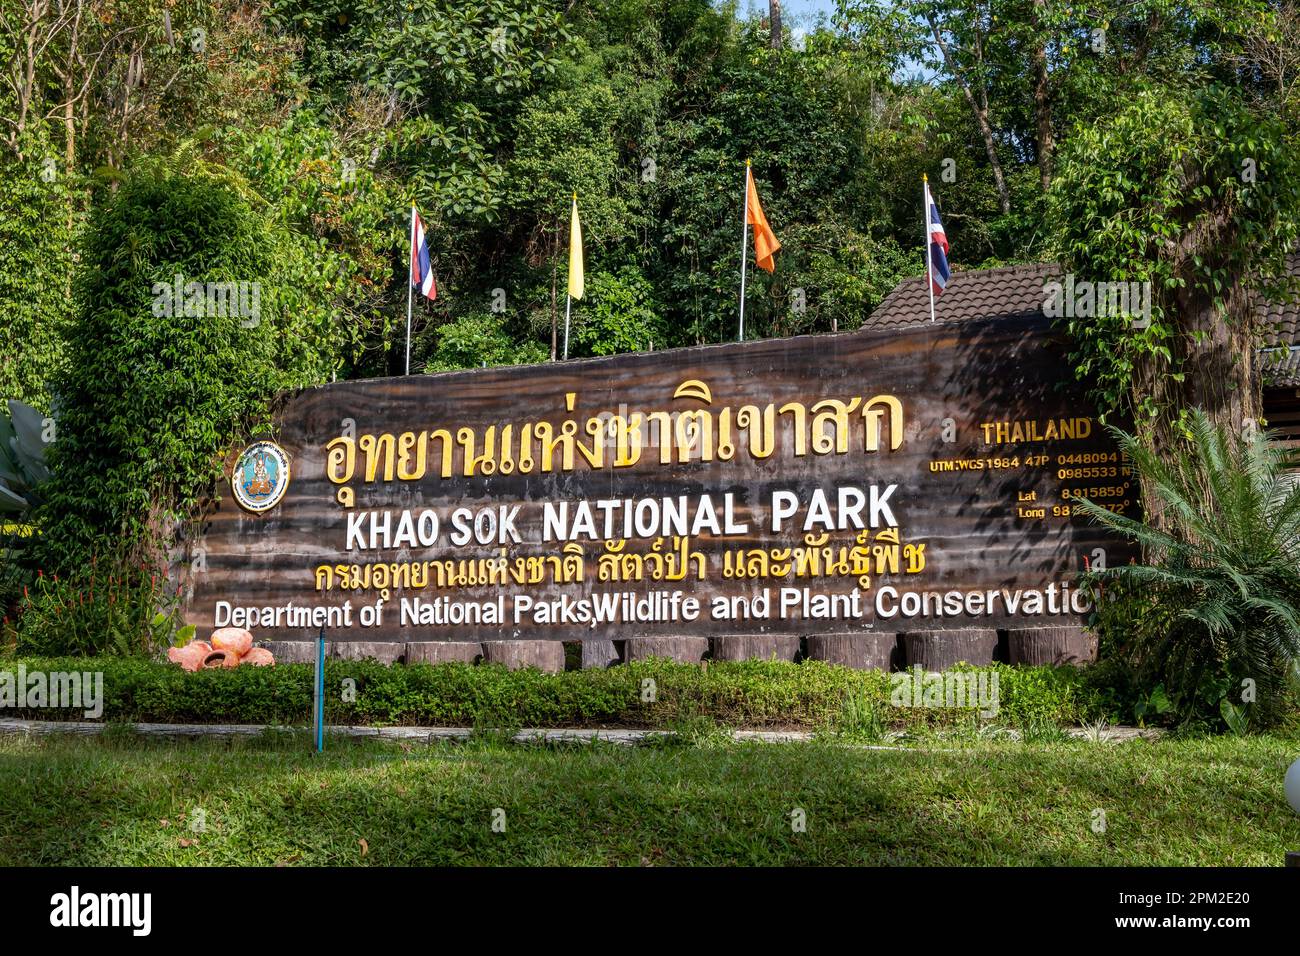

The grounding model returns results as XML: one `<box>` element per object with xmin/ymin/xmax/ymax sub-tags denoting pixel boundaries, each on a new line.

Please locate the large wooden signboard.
<box><xmin>183</xmin><ymin>315</ymin><xmax>1136</xmax><ymax>644</ymax></box>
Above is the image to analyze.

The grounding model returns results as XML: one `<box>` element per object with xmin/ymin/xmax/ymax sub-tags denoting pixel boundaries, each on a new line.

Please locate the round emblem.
<box><xmin>231</xmin><ymin>441</ymin><xmax>291</xmax><ymax>513</ymax></box>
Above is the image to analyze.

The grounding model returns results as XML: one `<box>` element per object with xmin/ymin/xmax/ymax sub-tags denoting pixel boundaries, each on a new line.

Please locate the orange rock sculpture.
<box><xmin>167</xmin><ymin>641</ymin><xmax>212</xmax><ymax>672</ymax></box>
<box><xmin>202</xmin><ymin>649</ymin><xmax>242</xmax><ymax>669</ymax></box>
<box><xmin>210</xmin><ymin>627</ymin><xmax>253</xmax><ymax>657</ymax></box>
<box><xmin>167</xmin><ymin>633</ymin><xmax>275</xmax><ymax>670</ymax></box>
<box><xmin>241</xmin><ymin>647</ymin><xmax>275</xmax><ymax>666</ymax></box>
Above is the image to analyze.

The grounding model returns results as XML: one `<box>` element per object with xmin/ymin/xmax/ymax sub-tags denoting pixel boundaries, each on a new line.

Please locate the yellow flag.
<box><xmin>567</xmin><ymin>193</ymin><xmax>584</xmax><ymax>300</ymax></box>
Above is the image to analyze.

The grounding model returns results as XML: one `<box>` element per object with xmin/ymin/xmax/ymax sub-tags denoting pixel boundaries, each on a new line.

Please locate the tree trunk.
<box><xmin>1029</xmin><ymin>0</ymin><xmax>1054</xmax><ymax>191</ymax></box>
<box><xmin>1178</xmin><ymin>282</ymin><xmax>1261</xmax><ymax>435</ymax></box>
<box><xmin>549</xmin><ymin>262</ymin><xmax>557</xmax><ymax>361</ymax></box>
<box><xmin>769</xmin><ymin>0</ymin><xmax>783</xmax><ymax>50</ymax></box>
<box><xmin>925</xmin><ymin>15</ymin><xmax>1011</xmax><ymax>215</ymax></box>
<box><xmin>1131</xmin><ymin>159</ymin><xmax>1262</xmax><ymax>534</ymax></box>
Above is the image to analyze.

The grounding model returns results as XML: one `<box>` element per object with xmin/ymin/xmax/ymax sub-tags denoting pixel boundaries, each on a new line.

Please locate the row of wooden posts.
<box><xmin>263</xmin><ymin>626</ymin><xmax>1097</xmax><ymax>673</ymax></box>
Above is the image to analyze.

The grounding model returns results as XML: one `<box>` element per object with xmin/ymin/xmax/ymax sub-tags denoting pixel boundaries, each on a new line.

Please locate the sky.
<box><xmin>737</xmin><ymin>0</ymin><xmax>841</xmax><ymax>26</ymax></box>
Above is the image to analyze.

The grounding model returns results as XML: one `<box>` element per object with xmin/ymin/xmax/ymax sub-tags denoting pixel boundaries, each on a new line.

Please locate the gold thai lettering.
<box><xmin>324</xmin><ymin>382</ymin><xmax>904</xmax><ymax>496</ymax></box>
<box><xmin>326</xmin><ymin>436</ymin><xmax>356</xmax><ymax>483</ymax></box>
<box><xmin>357</xmin><ymin>433</ymin><xmax>395</xmax><ymax>482</ymax></box>
<box><xmin>396</xmin><ymin>431</ymin><xmax>427</xmax><ymax>481</ymax></box>
<box><xmin>612</xmin><ymin>414</ymin><xmax>643</xmax><ymax>467</ymax></box>
<box><xmin>458</xmin><ymin>425</ymin><xmax>497</xmax><ymax>476</ymax></box>
<box><xmin>779</xmin><ymin>402</ymin><xmax>809</xmax><ymax>456</ymax></box>
<box><xmin>863</xmin><ymin>394</ymin><xmax>904</xmax><ymax>452</ymax></box>
<box><xmin>736</xmin><ymin>404</ymin><xmax>776</xmax><ymax>458</ymax></box>
<box><xmin>811</xmin><ymin>398</ymin><xmax>862</xmax><ymax>454</ymax></box>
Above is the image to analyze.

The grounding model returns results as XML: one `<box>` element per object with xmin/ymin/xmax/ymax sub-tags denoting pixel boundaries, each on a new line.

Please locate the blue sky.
<box><xmin>736</xmin><ymin>0</ymin><xmax>840</xmax><ymax>25</ymax></box>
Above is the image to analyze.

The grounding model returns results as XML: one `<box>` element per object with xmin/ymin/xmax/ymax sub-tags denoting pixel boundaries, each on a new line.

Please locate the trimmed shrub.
<box><xmin>0</xmin><ymin>656</ymin><xmax>1120</xmax><ymax>731</ymax></box>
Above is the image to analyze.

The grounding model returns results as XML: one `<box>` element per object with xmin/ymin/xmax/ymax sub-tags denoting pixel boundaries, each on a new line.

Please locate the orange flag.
<box><xmin>745</xmin><ymin>164</ymin><xmax>781</xmax><ymax>272</ymax></box>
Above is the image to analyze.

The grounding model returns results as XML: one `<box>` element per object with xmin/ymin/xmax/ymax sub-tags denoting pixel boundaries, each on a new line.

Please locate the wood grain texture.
<box><xmin>711</xmin><ymin>634</ymin><xmax>800</xmax><ymax>662</ymax></box>
<box><xmin>1006</xmin><ymin>626</ymin><xmax>1098</xmax><ymax>666</ymax></box>
<box><xmin>805</xmin><ymin>632</ymin><xmax>900</xmax><ymax>670</ymax></box>
<box><xmin>480</xmin><ymin>640</ymin><xmax>565</xmax><ymax>672</ymax></box>
<box><xmin>902</xmin><ymin>629</ymin><xmax>1000</xmax><ymax>669</ymax></box>
<box><xmin>405</xmin><ymin>642</ymin><xmax>484</xmax><ymax>665</ymax></box>
<box><xmin>184</xmin><ymin>315</ymin><xmax>1135</xmax><ymax>645</ymax></box>
<box><xmin>621</xmin><ymin>636</ymin><xmax>709</xmax><ymax>663</ymax></box>
<box><xmin>580</xmin><ymin>639</ymin><xmax>619</xmax><ymax>669</ymax></box>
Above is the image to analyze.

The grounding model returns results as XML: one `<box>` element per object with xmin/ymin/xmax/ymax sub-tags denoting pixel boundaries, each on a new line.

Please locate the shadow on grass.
<box><xmin>0</xmin><ymin>734</ymin><xmax>1296</xmax><ymax>866</ymax></box>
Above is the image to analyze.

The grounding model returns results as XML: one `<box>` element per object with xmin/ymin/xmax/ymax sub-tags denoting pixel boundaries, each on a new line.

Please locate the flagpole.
<box><xmin>924</xmin><ymin>175</ymin><xmax>935</xmax><ymax>323</ymax></box>
<box><xmin>564</xmin><ymin>190</ymin><xmax>576</xmax><ymax>360</ymax></box>
<box><xmin>405</xmin><ymin>203</ymin><xmax>415</xmax><ymax>374</ymax></box>
<box><xmin>738</xmin><ymin>160</ymin><xmax>751</xmax><ymax>342</ymax></box>
<box><xmin>563</xmin><ymin>293</ymin><xmax>572</xmax><ymax>360</ymax></box>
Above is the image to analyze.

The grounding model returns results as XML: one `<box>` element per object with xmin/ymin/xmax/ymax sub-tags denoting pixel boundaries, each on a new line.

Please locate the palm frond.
<box><xmin>1087</xmin><ymin>408</ymin><xmax>1300</xmax><ymax>726</ymax></box>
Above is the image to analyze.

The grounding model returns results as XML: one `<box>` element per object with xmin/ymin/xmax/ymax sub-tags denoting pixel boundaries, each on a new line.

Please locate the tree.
<box><xmin>1047</xmin><ymin>84</ymin><xmax>1300</xmax><ymax>506</ymax></box>
<box><xmin>36</xmin><ymin>153</ymin><xmax>342</xmax><ymax>571</ymax></box>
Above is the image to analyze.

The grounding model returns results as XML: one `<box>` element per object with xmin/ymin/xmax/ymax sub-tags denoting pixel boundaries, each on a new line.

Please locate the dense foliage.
<box><xmin>3</xmin><ymin>0</ymin><xmax>1300</xmax><ymax>708</ymax></box>
<box><xmin>34</xmin><ymin>155</ymin><xmax>341</xmax><ymax>574</ymax></box>
<box><xmin>1079</xmin><ymin>411</ymin><xmax>1300</xmax><ymax>728</ymax></box>
<box><xmin>1046</xmin><ymin>85</ymin><xmax>1300</xmax><ymax>437</ymax></box>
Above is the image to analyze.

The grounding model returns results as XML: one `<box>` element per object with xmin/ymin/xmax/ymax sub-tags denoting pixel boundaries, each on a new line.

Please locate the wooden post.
<box><xmin>581</xmin><ymin>639</ymin><xmax>620</xmax><ymax>668</ymax></box>
<box><xmin>482</xmin><ymin>640</ymin><xmax>565</xmax><ymax>673</ymax></box>
<box><xmin>711</xmin><ymin>635</ymin><xmax>798</xmax><ymax>662</ymax></box>
<box><xmin>264</xmin><ymin>641</ymin><xmax>316</xmax><ymax>663</ymax></box>
<box><xmin>805</xmin><ymin>633</ymin><xmax>900</xmax><ymax>670</ymax></box>
<box><xmin>406</xmin><ymin>642</ymin><xmax>483</xmax><ymax>664</ymax></box>
<box><xmin>902</xmin><ymin>629</ymin><xmax>998</xmax><ymax>670</ymax></box>
<box><xmin>1006</xmin><ymin>626</ymin><xmax>1097</xmax><ymax>666</ymax></box>
<box><xmin>622</xmin><ymin>636</ymin><xmax>708</xmax><ymax>663</ymax></box>
<box><xmin>329</xmin><ymin>641</ymin><xmax>405</xmax><ymax>664</ymax></box>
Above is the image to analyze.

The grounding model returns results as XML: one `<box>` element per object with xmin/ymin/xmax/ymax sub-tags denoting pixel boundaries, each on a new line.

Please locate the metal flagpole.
<box><xmin>405</xmin><ymin>203</ymin><xmax>415</xmax><ymax>375</ymax></box>
<box><xmin>563</xmin><ymin>293</ymin><xmax>572</xmax><ymax>360</ymax></box>
<box><xmin>924</xmin><ymin>175</ymin><xmax>936</xmax><ymax>323</ymax></box>
<box><xmin>564</xmin><ymin>192</ymin><xmax>577</xmax><ymax>359</ymax></box>
<box><xmin>314</xmin><ymin>626</ymin><xmax>325</xmax><ymax>753</ymax></box>
<box><xmin>738</xmin><ymin>160</ymin><xmax>751</xmax><ymax>341</ymax></box>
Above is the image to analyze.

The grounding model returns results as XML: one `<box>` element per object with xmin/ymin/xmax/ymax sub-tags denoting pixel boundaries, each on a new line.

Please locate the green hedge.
<box><xmin>0</xmin><ymin>656</ymin><xmax>1120</xmax><ymax>731</ymax></box>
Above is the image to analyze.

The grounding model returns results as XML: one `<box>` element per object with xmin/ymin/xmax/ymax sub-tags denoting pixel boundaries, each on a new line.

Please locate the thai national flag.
<box><xmin>410</xmin><ymin>207</ymin><xmax>437</xmax><ymax>301</ymax></box>
<box><xmin>925</xmin><ymin>181</ymin><xmax>950</xmax><ymax>296</ymax></box>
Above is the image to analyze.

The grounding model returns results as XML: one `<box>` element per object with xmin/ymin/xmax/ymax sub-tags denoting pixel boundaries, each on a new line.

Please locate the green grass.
<box><xmin>1</xmin><ymin>732</ymin><xmax>1296</xmax><ymax>865</ymax></box>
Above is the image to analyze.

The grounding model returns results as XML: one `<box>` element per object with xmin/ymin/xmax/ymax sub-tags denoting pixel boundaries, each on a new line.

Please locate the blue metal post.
<box><xmin>314</xmin><ymin>627</ymin><xmax>325</xmax><ymax>752</ymax></box>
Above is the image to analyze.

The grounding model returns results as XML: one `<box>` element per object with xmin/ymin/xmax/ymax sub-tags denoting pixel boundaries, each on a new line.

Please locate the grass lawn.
<box><xmin>0</xmin><ymin>731</ymin><xmax>1297</xmax><ymax>865</ymax></box>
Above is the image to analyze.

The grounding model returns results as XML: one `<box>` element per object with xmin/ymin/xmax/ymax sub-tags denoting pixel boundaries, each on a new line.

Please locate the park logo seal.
<box><xmin>230</xmin><ymin>440</ymin><xmax>291</xmax><ymax>514</ymax></box>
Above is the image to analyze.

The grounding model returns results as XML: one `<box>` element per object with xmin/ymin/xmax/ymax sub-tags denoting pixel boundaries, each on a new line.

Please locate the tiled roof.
<box><xmin>868</xmin><ymin>260</ymin><xmax>1300</xmax><ymax>387</ymax></box>
<box><xmin>866</xmin><ymin>263</ymin><xmax>1060</xmax><ymax>331</ymax></box>
<box><xmin>1258</xmin><ymin>254</ymin><xmax>1300</xmax><ymax>387</ymax></box>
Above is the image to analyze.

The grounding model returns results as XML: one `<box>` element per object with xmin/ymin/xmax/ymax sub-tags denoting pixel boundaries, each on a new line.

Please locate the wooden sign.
<box><xmin>183</xmin><ymin>315</ymin><xmax>1136</xmax><ymax>644</ymax></box>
